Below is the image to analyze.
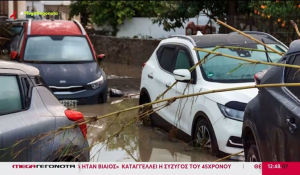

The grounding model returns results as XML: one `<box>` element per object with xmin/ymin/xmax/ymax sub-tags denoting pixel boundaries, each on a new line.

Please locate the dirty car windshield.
<box><xmin>24</xmin><ymin>36</ymin><xmax>94</xmax><ymax>62</ymax></box>
<box><xmin>198</xmin><ymin>44</ymin><xmax>287</xmax><ymax>82</ymax></box>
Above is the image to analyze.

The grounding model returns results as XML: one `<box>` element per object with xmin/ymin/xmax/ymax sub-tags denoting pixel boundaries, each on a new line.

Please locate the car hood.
<box><xmin>26</xmin><ymin>62</ymin><xmax>103</xmax><ymax>86</ymax></box>
<box><xmin>202</xmin><ymin>82</ymin><xmax>258</xmax><ymax>105</ymax></box>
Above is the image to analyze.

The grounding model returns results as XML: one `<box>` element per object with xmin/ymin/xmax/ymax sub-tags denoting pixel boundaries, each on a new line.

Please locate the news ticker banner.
<box><xmin>1</xmin><ymin>162</ymin><xmax>299</xmax><ymax>175</ymax></box>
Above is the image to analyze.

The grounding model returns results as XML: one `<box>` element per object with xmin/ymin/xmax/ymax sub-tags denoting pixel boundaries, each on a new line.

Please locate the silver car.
<box><xmin>0</xmin><ymin>60</ymin><xmax>89</xmax><ymax>162</ymax></box>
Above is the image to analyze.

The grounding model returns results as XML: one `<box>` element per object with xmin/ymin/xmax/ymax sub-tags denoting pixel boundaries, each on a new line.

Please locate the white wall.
<box><xmin>41</xmin><ymin>1</ymin><xmax>70</xmax><ymax>6</ymax></box>
<box><xmin>94</xmin><ymin>15</ymin><xmax>220</xmax><ymax>39</ymax></box>
<box><xmin>8</xmin><ymin>1</ymin><xmax>13</xmax><ymax>18</ymax></box>
<box><xmin>17</xmin><ymin>1</ymin><xmax>27</xmax><ymax>18</ymax></box>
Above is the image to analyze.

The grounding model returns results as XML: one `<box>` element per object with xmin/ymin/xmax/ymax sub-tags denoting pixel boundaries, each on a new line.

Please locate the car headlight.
<box><xmin>87</xmin><ymin>76</ymin><xmax>104</xmax><ymax>89</ymax></box>
<box><xmin>217</xmin><ymin>104</ymin><xmax>244</xmax><ymax>121</ymax></box>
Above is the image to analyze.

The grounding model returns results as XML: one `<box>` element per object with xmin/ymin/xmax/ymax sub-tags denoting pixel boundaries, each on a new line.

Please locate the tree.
<box><xmin>69</xmin><ymin>1</ymin><xmax>92</xmax><ymax>27</ymax></box>
<box><xmin>250</xmin><ymin>0</ymin><xmax>300</xmax><ymax>26</ymax></box>
<box><xmin>249</xmin><ymin>1</ymin><xmax>300</xmax><ymax>44</ymax></box>
<box><xmin>152</xmin><ymin>0</ymin><xmax>252</xmax><ymax>32</ymax></box>
<box><xmin>88</xmin><ymin>1</ymin><xmax>161</xmax><ymax>33</ymax></box>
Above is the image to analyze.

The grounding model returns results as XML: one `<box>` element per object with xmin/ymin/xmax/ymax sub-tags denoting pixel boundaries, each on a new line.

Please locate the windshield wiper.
<box><xmin>262</xmin><ymin>39</ymin><xmax>272</xmax><ymax>63</ymax></box>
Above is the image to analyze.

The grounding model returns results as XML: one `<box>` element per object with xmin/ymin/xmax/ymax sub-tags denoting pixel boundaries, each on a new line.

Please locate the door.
<box><xmin>0</xmin><ymin>74</ymin><xmax>24</xmax><ymax>161</ymax></box>
<box><xmin>152</xmin><ymin>44</ymin><xmax>177</xmax><ymax>125</ymax></box>
<box><xmin>260</xmin><ymin>54</ymin><xmax>300</xmax><ymax>161</ymax></box>
<box><xmin>0</xmin><ymin>71</ymin><xmax>55</xmax><ymax>161</ymax></box>
<box><xmin>167</xmin><ymin>45</ymin><xmax>200</xmax><ymax>134</ymax></box>
<box><xmin>282</xmin><ymin>54</ymin><xmax>300</xmax><ymax>161</ymax></box>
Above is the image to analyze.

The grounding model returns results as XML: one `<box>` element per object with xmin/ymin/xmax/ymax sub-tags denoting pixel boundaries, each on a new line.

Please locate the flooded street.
<box><xmin>75</xmin><ymin>62</ymin><xmax>242</xmax><ymax>162</ymax></box>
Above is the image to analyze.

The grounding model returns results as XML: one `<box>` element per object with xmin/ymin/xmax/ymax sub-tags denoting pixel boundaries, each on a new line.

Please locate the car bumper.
<box><xmin>52</xmin><ymin>81</ymin><xmax>108</xmax><ymax>105</ymax></box>
<box><xmin>213</xmin><ymin>117</ymin><xmax>244</xmax><ymax>155</ymax></box>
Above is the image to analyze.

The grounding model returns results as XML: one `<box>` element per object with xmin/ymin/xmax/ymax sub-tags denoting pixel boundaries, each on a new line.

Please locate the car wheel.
<box><xmin>246</xmin><ymin>144</ymin><xmax>260</xmax><ymax>162</ymax></box>
<box><xmin>193</xmin><ymin>118</ymin><xmax>219</xmax><ymax>156</ymax></box>
<box><xmin>98</xmin><ymin>89</ymin><xmax>108</xmax><ymax>104</ymax></box>
<box><xmin>138</xmin><ymin>92</ymin><xmax>153</xmax><ymax>126</ymax></box>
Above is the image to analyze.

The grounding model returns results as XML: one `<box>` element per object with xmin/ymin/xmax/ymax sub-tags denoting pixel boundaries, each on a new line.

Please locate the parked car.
<box><xmin>3</xmin><ymin>19</ymin><xmax>29</xmax><ymax>53</ymax></box>
<box><xmin>242</xmin><ymin>39</ymin><xmax>300</xmax><ymax>162</ymax></box>
<box><xmin>9</xmin><ymin>19</ymin><xmax>107</xmax><ymax>105</ymax></box>
<box><xmin>139</xmin><ymin>33</ymin><xmax>288</xmax><ymax>157</ymax></box>
<box><xmin>0</xmin><ymin>60</ymin><xmax>89</xmax><ymax>161</ymax></box>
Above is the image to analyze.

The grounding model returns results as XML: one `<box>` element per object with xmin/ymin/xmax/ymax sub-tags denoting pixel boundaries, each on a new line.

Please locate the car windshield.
<box><xmin>24</xmin><ymin>36</ymin><xmax>94</xmax><ymax>62</ymax></box>
<box><xmin>197</xmin><ymin>44</ymin><xmax>287</xmax><ymax>82</ymax></box>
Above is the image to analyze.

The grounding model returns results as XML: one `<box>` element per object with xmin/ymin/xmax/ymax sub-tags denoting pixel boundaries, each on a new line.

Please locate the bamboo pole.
<box><xmin>214</xmin><ymin>151</ymin><xmax>244</xmax><ymax>162</ymax></box>
<box><xmin>69</xmin><ymin>82</ymin><xmax>300</xmax><ymax>128</ymax></box>
<box><xmin>193</xmin><ymin>47</ymin><xmax>300</xmax><ymax>69</ymax></box>
<box><xmin>290</xmin><ymin>20</ymin><xmax>300</xmax><ymax>38</ymax></box>
<box><xmin>216</xmin><ymin>19</ymin><xmax>284</xmax><ymax>56</ymax></box>
<box><xmin>218</xmin><ymin>45</ymin><xmax>284</xmax><ymax>54</ymax></box>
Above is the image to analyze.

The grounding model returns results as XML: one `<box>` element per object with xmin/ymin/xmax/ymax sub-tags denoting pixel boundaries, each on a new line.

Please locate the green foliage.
<box><xmin>69</xmin><ymin>1</ymin><xmax>255</xmax><ymax>33</ymax></box>
<box><xmin>89</xmin><ymin>1</ymin><xmax>160</xmax><ymax>33</ymax></box>
<box><xmin>152</xmin><ymin>1</ymin><xmax>252</xmax><ymax>32</ymax></box>
<box><xmin>250</xmin><ymin>1</ymin><xmax>300</xmax><ymax>20</ymax></box>
<box><xmin>249</xmin><ymin>1</ymin><xmax>300</xmax><ymax>44</ymax></box>
<box><xmin>69</xmin><ymin>1</ymin><xmax>92</xmax><ymax>27</ymax></box>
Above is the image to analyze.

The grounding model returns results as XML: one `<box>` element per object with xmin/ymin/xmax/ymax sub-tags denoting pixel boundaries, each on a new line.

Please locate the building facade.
<box><xmin>0</xmin><ymin>1</ymin><xmax>79</xmax><ymax>21</ymax></box>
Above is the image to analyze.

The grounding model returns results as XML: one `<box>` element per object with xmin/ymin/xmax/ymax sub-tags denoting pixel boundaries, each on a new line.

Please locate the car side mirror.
<box><xmin>98</xmin><ymin>54</ymin><xmax>105</xmax><ymax>61</ymax></box>
<box><xmin>173</xmin><ymin>69</ymin><xmax>191</xmax><ymax>82</ymax></box>
<box><xmin>10</xmin><ymin>50</ymin><xmax>18</xmax><ymax>60</ymax></box>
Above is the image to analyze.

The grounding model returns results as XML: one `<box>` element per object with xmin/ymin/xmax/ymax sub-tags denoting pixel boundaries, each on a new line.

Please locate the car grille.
<box><xmin>49</xmin><ymin>86</ymin><xmax>86</xmax><ymax>95</ymax></box>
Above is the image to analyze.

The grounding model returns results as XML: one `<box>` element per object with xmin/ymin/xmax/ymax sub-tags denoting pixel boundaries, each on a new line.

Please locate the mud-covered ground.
<box><xmin>74</xmin><ymin>62</ymin><xmax>243</xmax><ymax>162</ymax></box>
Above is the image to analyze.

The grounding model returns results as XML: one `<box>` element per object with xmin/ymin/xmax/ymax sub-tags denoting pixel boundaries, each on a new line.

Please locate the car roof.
<box><xmin>0</xmin><ymin>60</ymin><xmax>39</xmax><ymax>76</ymax></box>
<box><xmin>30</xmin><ymin>20</ymin><xmax>83</xmax><ymax>35</ymax></box>
<box><xmin>176</xmin><ymin>34</ymin><xmax>279</xmax><ymax>48</ymax></box>
<box><xmin>285</xmin><ymin>39</ymin><xmax>300</xmax><ymax>55</ymax></box>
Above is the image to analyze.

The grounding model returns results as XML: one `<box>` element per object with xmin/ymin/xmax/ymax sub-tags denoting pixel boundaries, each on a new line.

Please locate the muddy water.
<box><xmin>103</xmin><ymin>62</ymin><xmax>142</xmax><ymax>95</ymax></box>
<box><xmin>76</xmin><ymin>62</ymin><xmax>242</xmax><ymax>162</ymax></box>
<box><xmin>77</xmin><ymin>98</ymin><xmax>240</xmax><ymax>162</ymax></box>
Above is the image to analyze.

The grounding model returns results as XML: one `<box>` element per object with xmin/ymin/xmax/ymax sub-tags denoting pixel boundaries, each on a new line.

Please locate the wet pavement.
<box><xmin>74</xmin><ymin>62</ymin><xmax>243</xmax><ymax>162</ymax></box>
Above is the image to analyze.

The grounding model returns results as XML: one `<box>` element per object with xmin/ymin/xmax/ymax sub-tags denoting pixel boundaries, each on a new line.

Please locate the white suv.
<box><xmin>139</xmin><ymin>34</ymin><xmax>287</xmax><ymax>157</ymax></box>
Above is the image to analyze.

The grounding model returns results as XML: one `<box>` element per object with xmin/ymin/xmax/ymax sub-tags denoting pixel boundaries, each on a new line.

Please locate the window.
<box><xmin>158</xmin><ymin>47</ymin><xmax>176</xmax><ymax>73</ymax></box>
<box><xmin>24</xmin><ymin>36</ymin><xmax>94</xmax><ymax>62</ymax></box>
<box><xmin>175</xmin><ymin>50</ymin><xmax>191</xmax><ymax>70</ymax></box>
<box><xmin>0</xmin><ymin>76</ymin><xmax>22</xmax><ymax>115</ymax></box>
<box><xmin>285</xmin><ymin>55</ymin><xmax>300</xmax><ymax>99</ymax></box>
<box><xmin>198</xmin><ymin>43</ymin><xmax>286</xmax><ymax>82</ymax></box>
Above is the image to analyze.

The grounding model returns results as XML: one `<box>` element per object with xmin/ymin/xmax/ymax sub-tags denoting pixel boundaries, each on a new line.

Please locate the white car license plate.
<box><xmin>60</xmin><ymin>100</ymin><xmax>78</xmax><ymax>107</ymax></box>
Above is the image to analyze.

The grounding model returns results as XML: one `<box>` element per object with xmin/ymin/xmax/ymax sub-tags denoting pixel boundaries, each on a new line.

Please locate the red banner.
<box><xmin>262</xmin><ymin>162</ymin><xmax>299</xmax><ymax>175</ymax></box>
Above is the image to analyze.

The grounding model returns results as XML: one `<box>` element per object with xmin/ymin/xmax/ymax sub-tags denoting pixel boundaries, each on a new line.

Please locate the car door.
<box><xmin>281</xmin><ymin>54</ymin><xmax>300</xmax><ymax>161</ymax></box>
<box><xmin>0</xmin><ymin>70</ymin><xmax>55</xmax><ymax>161</ymax></box>
<box><xmin>152</xmin><ymin>44</ymin><xmax>177</xmax><ymax>125</ymax></box>
<box><xmin>167</xmin><ymin>45</ymin><xmax>200</xmax><ymax>134</ymax></box>
<box><xmin>259</xmin><ymin>54</ymin><xmax>300</xmax><ymax>161</ymax></box>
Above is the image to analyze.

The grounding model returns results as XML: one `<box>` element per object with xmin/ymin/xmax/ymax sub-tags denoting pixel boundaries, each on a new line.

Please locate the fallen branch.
<box><xmin>73</xmin><ymin>82</ymin><xmax>300</xmax><ymax>127</ymax></box>
<box><xmin>218</xmin><ymin>45</ymin><xmax>284</xmax><ymax>54</ymax></box>
<box><xmin>216</xmin><ymin>19</ymin><xmax>284</xmax><ymax>56</ymax></box>
<box><xmin>290</xmin><ymin>20</ymin><xmax>300</xmax><ymax>38</ymax></box>
<box><xmin>193</xmin><ymin>47</ymin><xmax>300</xmax><ymax>69</ymax></box>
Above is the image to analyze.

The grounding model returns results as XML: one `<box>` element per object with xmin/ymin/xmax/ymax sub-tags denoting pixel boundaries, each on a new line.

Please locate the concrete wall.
<box><xmin>89</xmin><ymin>35</ymin><xmax>161</xmax><ymax>66</ymax></box>
<box><xmin>94</xmin><ymin>15</ymin><xmax>220</xmax><ymax>39</ymax></box>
